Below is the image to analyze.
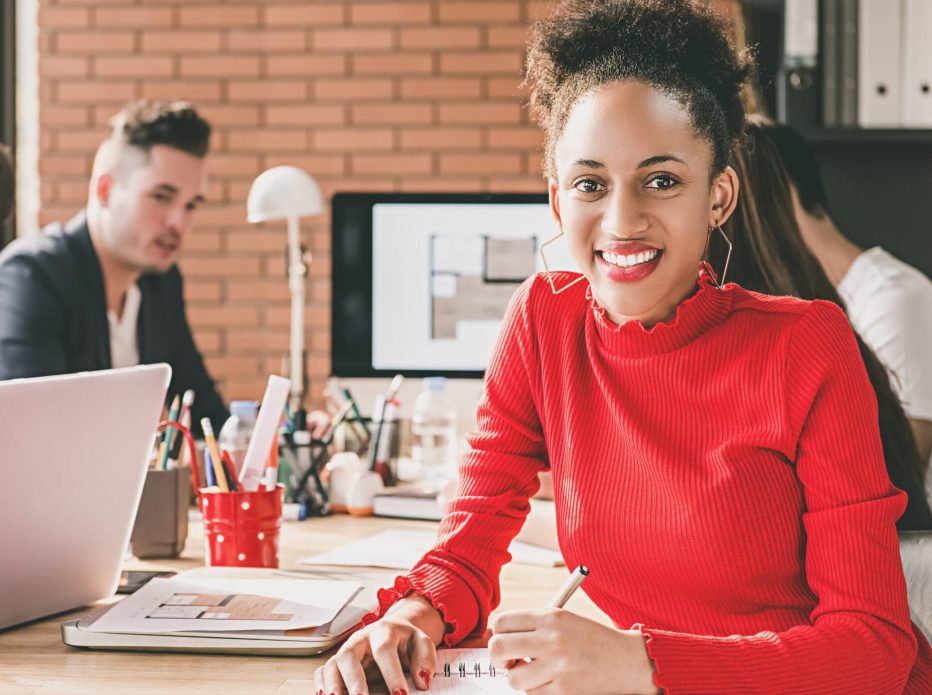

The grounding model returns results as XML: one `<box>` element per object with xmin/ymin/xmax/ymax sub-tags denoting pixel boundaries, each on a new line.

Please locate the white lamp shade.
<box><xmin>246</xmin><ymin>166</ymin><xmax>324</xmax><ymax>223</ymax></box>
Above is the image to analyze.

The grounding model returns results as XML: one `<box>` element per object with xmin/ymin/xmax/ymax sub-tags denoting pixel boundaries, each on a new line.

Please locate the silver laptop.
<box><xmin>0</xmin><ymin>365</ymin><xmax>171</xmax><ymax>630</ymax></box>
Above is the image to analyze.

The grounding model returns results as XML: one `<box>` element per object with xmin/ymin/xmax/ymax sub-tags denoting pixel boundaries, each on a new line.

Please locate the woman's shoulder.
<box><xmin>727</xmin><ymin>283</ymin><xmax>855</xmax><ymax>351</ymax></box>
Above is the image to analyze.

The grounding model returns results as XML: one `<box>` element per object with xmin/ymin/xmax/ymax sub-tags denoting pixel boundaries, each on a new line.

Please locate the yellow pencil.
<box><xmin>201</xmin><ymin>418</ymin><xmax>228</xmax><ymax>493</ymax></box>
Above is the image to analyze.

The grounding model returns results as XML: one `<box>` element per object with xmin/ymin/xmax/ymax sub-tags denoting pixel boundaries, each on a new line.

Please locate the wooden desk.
<box><xmin>0</xmin><ymin>515</ymin><xmax>608</xmax><ymax>694</ymax></box>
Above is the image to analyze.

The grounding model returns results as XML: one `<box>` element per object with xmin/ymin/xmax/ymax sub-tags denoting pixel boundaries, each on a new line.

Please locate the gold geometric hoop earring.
<box><xmin>539</xmin><ymin>230</ymin><xmax>586</xmax><ymax>295</ymax></box>
<box><xmin>698</xmin><ymin>225</ymin><xmax>733</xmax><ymax>289</ymax></box>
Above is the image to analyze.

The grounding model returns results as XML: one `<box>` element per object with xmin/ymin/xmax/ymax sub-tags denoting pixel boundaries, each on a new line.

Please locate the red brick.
<box><xmin>56</xmin><ymin>31</ymin><xmax>134</xmax><ymax>54</ymax></box>
<box><xmin>228</xmin><ymin>80</ymin><xmax>308</xmax><ymax>102</ymax></box>
<box><xmin>57</xmin><ymin>180</ymin><xmax>91</xmax><ymax>203</ymax></box>
<box><xmin>181</xmin><ymin>56</ymin><xmax>261</xmax><ymax>78</ymax></box>
<box><xmin>96</xmin><ymin>7</ymin><xmax>173</xmax><ymax>28</ymax></box>
<box><xmin>264</xmin><ymin>4</ymin><xmax>345</xmax><ymax>27</ymax></box>
<box><xmin>142</xmin><ymin>81</ymin><xmax>223</xmax><ymax>102</ymax></box>
<box><xmin>227</xmin><ymin>29</ymin><xmax>307</xmax><ymax>53</ymax></box>
<box><xmin>526</xmin><ymin>0</ymin><xmax>554</xmax><ymax>22</ymax></box>
<box><xmin>313</xmin><ymin>28</ymin><xmax>394</xmax><ymax>52</ymax></box>
<box><xmin>191</xmin><ymin>329</ymin><xmax>222</xmax><ymax>354</ymax></box>
<box><xmin>441</xmin><ymin>51</ymin><xmax>523</xmax><ymax>75</ymax></box>
<box><xmin>352</xmin><ymin>153</ymin><xmax>432</xmax><ymax>176</ymax></box>
<box><xmin>225</xmin><ymin>329</ymin><xmax>291</xmax><ymax>353</ymax></box>
<box><xmin>227</xmin><ymin>129</ymin><xmax>308</xmax><ymax>152</ymax></box>
<box><xmin>38</xmin><ymin>7</ymin><xmax>89</xmax><ymax>29</ymax></box>
<box><xmin>40</xmin><ymin>105</ymin><xmax>89</xmax><ymax>127</ymax></box>
<box><xmin>438</xmin><ymin>102</ymin><xmax>522</xmax><ymax>125</ymax></box>
<box><xmin>262</xmin><ymin>153</ymin><xmax>347</xmax><ymax>177</ymax></box>
<box><xmin>487</xmin><ymin>77</ymin><xmax>529</xmax><ymax>99</ymax></box>
<box><xmin>350</xmin><ymin>2</ymin><xmax>431</xmax><ymax>25</ymax></box>
<box><xmin>182</xmin><ymin>231</ymin><xmax>223</xmax><ymax>253</ymax></box>
<box><xmin>401</xmin><ymin>77</ymin><xmax>482</xmax><ymax>100</ymax></box>
<box><xmin>142</xmin><ymin>31</ymin><xmax>222</xmax><ymax>54</ymax></box>
<box><xmin>226</xmin><ymin>280</ymin><xmax>291</xmax><ymax>302</ymax></box>
<box><xmin>399</xmin><ymin>177</ymin><xmax>482</xmax><ymax>193</ymax></box>
<box><xmin>318</xmin><ymin>177</ymin><xmax>395</xmax><ymax>198</ymax></box>
<box><xmin>352</xmin><ymin>103</ymin><xmax>432</xmax><ymax>126</ymax></box>
<box><xmin>440</xmin><ymin>153</ymin><xmax>523</xmax><ymax>175</ymax></box>
<box><xmin>225</xmin><ymin>232</ymin><xmax>289</xmax><ymax>255</ymax></box>
<box><xmin>181</xmin><ymin>257</ymin><xmax>262</xmax><ymax>281</ymax></box>
<box><xmin>195</xmin><ymin>204</ymin><xmax>255</xmax><ymax>226</ymax></box>
<box><xmin>315</xmin><ymin>78</ymin><xmax>393</xmax><ymax>101</ymax></box>
<box><xmin>312</xmin><ymin>128</ymin><xmax>393</xmax><ymax>151</ymax></box>
<box><xmin>179</xmin><ymin>5</ymin><xmax>259</xmax><ymax>28</ymax></box>
<box><xmin>352</xmin><ymin>53</ymin><xmax>432</xmax><ymax>76</ymax></box>
<box><xmin>223</xmin><ymin>379</ymin><xmax>274</xmax><ymax>402</ymax></box>
<box><xmin>267</xmin><ymin>54</ymin><xmax>347</xmax><ymax>77</ymax></box>
<box><xmin>58</xmin><ymin>80</ymin><xmax>135</xmax><ymax>104</ymax></box>
<box><xmin>488</xmin><ymin>26</ymin><xmax>530</xmax><ymax>48</ymax></box>
<box><xmin>39</xmin><ymin>56</ymin><xmax>90</xmax><ymax>78</ymax></box>
<box><xmin>488</xmin><ymin>127</ymin><xmax>544</xmax><ymax>149</ymax></box>
<box><xmin>488</xmin><ymin>177</ymin><xmax>547</xmax><ymax>193</ymax></box>
<box><xmin>438</xmin><ymin>2</ymin><xmax>521</xmax><ymax>23</ymax></box>
<box><xmin>400</xmin><ymin>127</ymin><xmax>481</xmax><ymax>150</ymax></box>
<box><xmin>266</xmin><ymin>104</ymin><xmax>344</xmax><ymax>127</ymax></box>
<box><xmin>399</xmin><ymin>27</ymin><xmax>480</xmax><ymax>50</ymax></box>
<box><xmin>39</xmin><ymin>155</ymin><xmax>90</xmax><ymax>176</ymax></box>
<box><xmin>56</xmin><ymin>129</ymin><xmax>104</xmax><ymax>151</ymax></box>
<box><xmin>205</xmin><ymin>356</ymin><xmax>263</xmax><ymax>378</ymax></box>
<box><xmin>95</xmin><ymin>56</ymin><xmax>174</xmax><ymax>79</ymax></box>
<box><xmin>184</xmin><ymin>280</ymin><xmax>223</xmax><ymax>303</ymax></box>
<box><xmin>198</xmin><ymin>105</ymin><xmax>261</xmax><ymax>127</ymax></box>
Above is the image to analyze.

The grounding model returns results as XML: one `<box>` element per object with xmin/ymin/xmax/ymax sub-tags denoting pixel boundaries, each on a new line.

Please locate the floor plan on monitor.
<box><xmin>371</xmin><ymin>202</ymin><xmax>576</xmax><ymax>372</ymax></box>
<box><xmin>430</xmin><ymin>235</ymin><xmax>536</xmax><ymax>339</ymax></box>
<box><xmin>148</xmin><ymin>593</ymin><xmax>294</xmax><ymax>621</ymax></box>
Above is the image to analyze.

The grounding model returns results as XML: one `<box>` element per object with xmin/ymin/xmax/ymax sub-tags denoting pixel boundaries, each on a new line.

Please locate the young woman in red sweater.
<box><xmin>316</xmin><ymin>1</ymin><xmax>932</xmax><ymax>693</ymax></box>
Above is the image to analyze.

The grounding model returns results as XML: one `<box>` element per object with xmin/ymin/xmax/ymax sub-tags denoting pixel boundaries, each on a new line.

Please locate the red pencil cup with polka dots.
<box><xmin>199</xmin><ymin>485</ymin><xmax>284</xmax><ymax>568</ymax></box>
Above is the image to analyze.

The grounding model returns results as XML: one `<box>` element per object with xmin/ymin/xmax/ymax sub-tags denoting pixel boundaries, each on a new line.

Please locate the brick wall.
<box><xmin>35</xmin><ymin>0</ymin><xmax>739</xmax><ymax>406</ymax></box>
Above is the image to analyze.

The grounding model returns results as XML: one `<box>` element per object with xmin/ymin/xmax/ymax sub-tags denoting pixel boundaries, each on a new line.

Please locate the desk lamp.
<box><xmin>246</xmin><ymin>166</ymin><xmax>324</xmax><ymax>429</ymax></box>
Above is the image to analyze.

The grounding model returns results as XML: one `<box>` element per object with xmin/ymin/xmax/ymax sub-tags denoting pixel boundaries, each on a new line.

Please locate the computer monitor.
<box><xmin>331</xmin><ymin>192</ymin><xmax>577</xmax><ymax>378</ymax></box>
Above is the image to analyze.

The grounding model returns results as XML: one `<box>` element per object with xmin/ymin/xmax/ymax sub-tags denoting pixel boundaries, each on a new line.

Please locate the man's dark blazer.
<box><xmin>0</xmin><ymin>211</ymin><xmax>228</xmax><ymax>432</ymax></box>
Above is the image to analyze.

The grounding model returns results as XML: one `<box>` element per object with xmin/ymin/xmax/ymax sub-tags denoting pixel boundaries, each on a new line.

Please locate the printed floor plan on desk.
<box><xmin>149</xmin><ymin>593</ymin><xmax>295</xmax><ymax>622</ymax></box>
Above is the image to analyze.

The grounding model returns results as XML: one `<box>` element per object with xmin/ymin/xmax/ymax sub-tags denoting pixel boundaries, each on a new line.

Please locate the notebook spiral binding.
<box><xmin>440</xmin><ymin>661</ymin><xmax>501</xmax><ymax>678</ymax></box>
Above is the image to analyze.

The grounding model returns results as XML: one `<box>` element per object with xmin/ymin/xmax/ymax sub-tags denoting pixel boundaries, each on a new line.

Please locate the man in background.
<box><xmin>0</xmin><ymin>100</ymin><xmax>228</xmax><ymax>431</ymax></box>
<box><xmin>0</xmin><ymin>143</ymin><xmax>13</xmax><ymax>224</ymax></box>
<box><xmin>763</xmin><ymin>122</ymin><xmax>932</xmax><ymax>479</ymax></box>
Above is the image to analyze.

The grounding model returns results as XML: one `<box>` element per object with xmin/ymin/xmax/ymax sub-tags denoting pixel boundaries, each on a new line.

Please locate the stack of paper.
<box><xmin>82</xmin><ymin>572</ymin><xmax>361</xmax><ymax>636</ymax></box>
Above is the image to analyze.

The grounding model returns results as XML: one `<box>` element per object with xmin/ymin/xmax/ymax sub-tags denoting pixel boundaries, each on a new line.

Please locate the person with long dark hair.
<box><xmin>719</xmin><ymin>116</ymin><xmax>932</xmax><ymax>530</ymax></box>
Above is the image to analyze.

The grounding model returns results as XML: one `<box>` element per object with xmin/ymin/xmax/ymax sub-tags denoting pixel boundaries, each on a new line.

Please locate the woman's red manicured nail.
<box><xmin>420</xmin><ymin>669</ymin><xmax>431</xmax><ymax>687</ymax></box>
<box><xmin>394</xmin><ymin>690</ymin><xmax>408</xmax><ymax>695</ymax></box>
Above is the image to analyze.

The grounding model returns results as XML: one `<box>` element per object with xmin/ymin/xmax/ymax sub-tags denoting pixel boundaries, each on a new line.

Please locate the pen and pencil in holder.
<box><xmin>198</xmin><ymin>417</ymin><xmax>285</xmax><ymax>567</ymax></box>
<box><xmin>130</xmin><ymin>418</ymin><xmax>200</xmax><ymax>559</ymax></box>
<box><xmin>199</xmin><ymin>484</ymin><xmax>284</xmax><ymax>568</ymax></box>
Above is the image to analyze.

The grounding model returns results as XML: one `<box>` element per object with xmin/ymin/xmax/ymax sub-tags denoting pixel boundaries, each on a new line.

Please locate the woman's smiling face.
<box><xmin>549</xmin><ymin>80</ymin><xmax>738</xmax><ymax>327</ymax></box>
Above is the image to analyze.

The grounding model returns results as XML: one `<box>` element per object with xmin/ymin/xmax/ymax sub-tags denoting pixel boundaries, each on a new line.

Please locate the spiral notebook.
<box><xmin>406</xmin><ymin>648</ymin><xmax>521</xmax><ymax>693</ymax></box>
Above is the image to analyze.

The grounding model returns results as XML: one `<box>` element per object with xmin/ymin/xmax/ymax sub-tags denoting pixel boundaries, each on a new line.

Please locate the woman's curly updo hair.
<box><xmin>526</xmin><ymin>0</ymin><xmax>754</xmax><ymax>178</ymax></box>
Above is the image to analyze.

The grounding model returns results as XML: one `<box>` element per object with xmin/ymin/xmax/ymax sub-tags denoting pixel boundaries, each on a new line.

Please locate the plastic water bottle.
<box><xmin>218</xmin><ymin>400</ymin><xmax>258</xmax><ymax>477</ymax></box>
<box><xmin>411</xmin><ymin>377</ymin><xmax>458</xmax><ymax>481</ymax></box>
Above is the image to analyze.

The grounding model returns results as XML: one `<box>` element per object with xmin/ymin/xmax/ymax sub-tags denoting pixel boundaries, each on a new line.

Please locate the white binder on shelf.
<box><xmin>858</xmin><ymin>0</ymin><xmax>903</xmax><ymax>127</ymax></box>
<box><xmin>903</xmin><ymin>0</ymin><xmax>932</xmax><ymax>127</ymax></box>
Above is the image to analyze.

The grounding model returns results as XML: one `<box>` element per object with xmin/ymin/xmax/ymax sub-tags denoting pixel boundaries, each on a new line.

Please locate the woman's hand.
<box><xmin>488</xmin><ymin>608</ymin><xmax>659</xmax><ymax>695</ymax></box>
<box><xmin>314</xmin><ymin>594</ymin><xmax>447</xmax><ymax>695</ymax></box>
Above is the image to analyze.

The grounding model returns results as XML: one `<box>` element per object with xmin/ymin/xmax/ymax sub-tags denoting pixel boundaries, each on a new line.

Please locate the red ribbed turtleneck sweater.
<box><xmin>370</xmin><ymin>272</ymin><xmax>932</xmax><ymax>694</ymax></box>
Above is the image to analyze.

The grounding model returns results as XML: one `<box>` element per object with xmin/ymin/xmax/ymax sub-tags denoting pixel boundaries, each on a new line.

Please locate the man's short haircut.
<box><xmin>0</xmin><ymin>144</ymin><xmax>13</xmax><ymax>222</ymax></box>
<box><xmin>107</xmin><ymin>100</ymin><xmax>211</xmax><ymax>159</ymax></box>
<box><xmin>756</xmin><ymin>120</ymin><xmax>831</xmax><ymax>218</ymax></box>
